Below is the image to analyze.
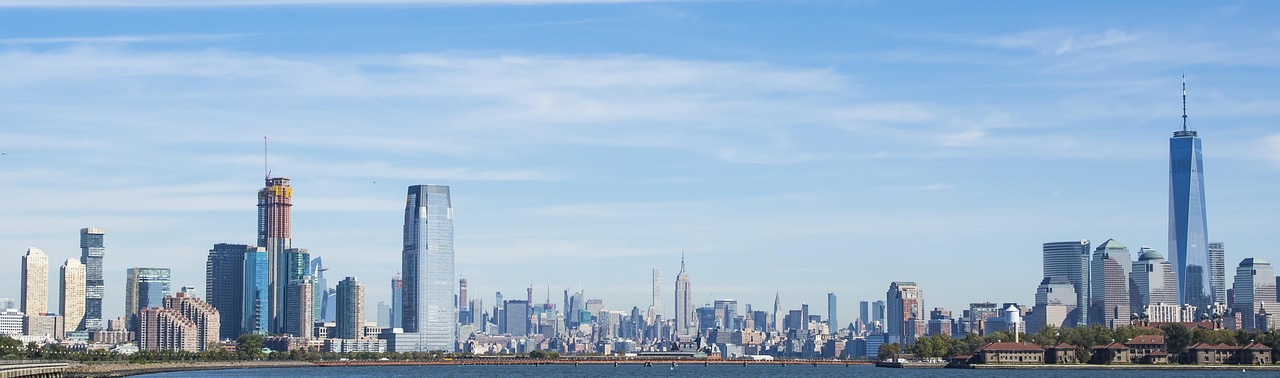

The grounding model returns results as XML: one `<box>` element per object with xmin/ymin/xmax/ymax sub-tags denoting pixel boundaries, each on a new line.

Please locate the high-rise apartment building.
<box><xmin>1209</xmin><ymin>242</ymin><xmax>1226</xmax><ymax>304</ymax></box>
<box><xmin>1130</xmin><ymin>247</ymin><xmax>1177</xmax><ymax>310</ymax></box>
<box><xmin>80</xmin><ymin>227</ymin><xmax>106</xmax><ymax>330</ymax></box>
<box><xmin>1089</xmin><ymin>239</ymin><xmax>1131</xmax><ymax>328</ymax></box>
<box><xmin>336</xmin><ymin>276</ymin><xmax>364</xmax><ymax>339</ymax></box>
<box><xmin>1043</xmin><ymin>240</ymin><xmax>1091</xmax><ymax>327</ymax></box>
<box><xmin>674</xmin><ymin>255</ymin><xmax>692</xmax><ymax>335</ymax></box>
<box><xmin>1232</xmin><ymin>258</ymin><xmax>1278</xmax><ymax>330</ymax></box>
<box><xmin>163</xmin><ymin>292</ymin><xmax>221</xmax><ymax>351</ymax></box>
<box><xmin>257</xmin><ymin>176</ymin><xmax>292</xmax><ymax>334</ymax></box>
<box><xmin>285</xmin><ymin>276</ymin><xmax>314</xmax><ymax>339</ymax></box>
<box><xmin>1169</xmin><ymin>79</ymin><xmax>1212</xmax><ymax>310</ymax></box>
<box><xmin>394</xmin><ymin>185</ymin><xmax>456</xmax><ymax>352</ymax></box>
<box><xmin>138</xmin><ymin>307</ymin><xmax>199</xmax><ymax>352</ymax></box>
<box><xmin>21</xmin><ymin>247</ymin><xmax>48</xmax><ymax>316</ymax></box>
<box><xmin>886</xmin><ymin>282</ymin><xmax>923</xmax><ymax>344</ymax></box>
<box><xmin>125</xmin><ymin>268</ymin><xmax>170</xmax><ymax>330</ymax></box>
<box><xmin>206</xmin><ymin>243</ymin><xmax>253</xmax><ymax>340</ymax></box>
<box><xmin>60</xmin><ymin>258</ymin><xmax>86</xmax><ymax>332</ymax></box>
<box><xmin>827</xmin><ymin>293</ymin><xmax>838</xmax><ymax>334</ymax></box>
<box><xmin>242</xmin><ymin>248</ymin><xmax>269</xmax><ymax>335</ymax></box>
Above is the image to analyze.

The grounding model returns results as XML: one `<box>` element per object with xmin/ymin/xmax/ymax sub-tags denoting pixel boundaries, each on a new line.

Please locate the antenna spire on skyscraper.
<box><xmin>1182</xmin><ymin>75</ymin><xmax>1189</xmax><ymax>132</ymax></box>
<box><xmin>264</xmin><ymin>136</ymin><xmax>270</xmax><ymax>180</ymax></box>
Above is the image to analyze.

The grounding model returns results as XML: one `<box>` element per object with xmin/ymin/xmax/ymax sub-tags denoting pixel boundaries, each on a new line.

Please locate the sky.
<box><xmin>2</xmin><ymin>0</ymin><xmax>1280</xmax><ymax>324</ymax></box>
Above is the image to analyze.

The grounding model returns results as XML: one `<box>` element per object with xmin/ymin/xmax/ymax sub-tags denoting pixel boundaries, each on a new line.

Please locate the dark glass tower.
<box><xmin>79</xmin><ymin>227</ymin><xmax>105</xmax><ymax>330</ymax></box>
<box><xmin>1169</xmin><ymin>78</ymin><xmax>1211</xmax><ymax>310</ymax></box>
<box><xmin>206</xmin><ymin>243</ymin><xmax>253</xmax><ymax>340</ymax></box>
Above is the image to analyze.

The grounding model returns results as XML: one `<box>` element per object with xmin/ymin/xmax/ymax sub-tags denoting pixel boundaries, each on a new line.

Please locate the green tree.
<box><xmin>1160</xmin><ymin>323</ymin><xmax>1193</xmax><ymax>356</ymax></box>
<box><xmin>877</xmin><ymin>343</ymin><xmax>900</xmax><ymax>360</ymax></box>
<box><xmin>236</xmin><ymin>333</ymin><xmax>266</xmax><ymax>360</ymax></box>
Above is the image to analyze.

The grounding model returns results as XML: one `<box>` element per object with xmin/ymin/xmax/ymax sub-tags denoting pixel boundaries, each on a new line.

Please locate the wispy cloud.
<box><xmin>0</xmin><ymin>33</ymin><xmax>252</xmax><ymax>45</ymax></box>
<box><xmin>0</xmin><ymin>0</ymin><xmax>674</xmax><ymax>7</ymax></box>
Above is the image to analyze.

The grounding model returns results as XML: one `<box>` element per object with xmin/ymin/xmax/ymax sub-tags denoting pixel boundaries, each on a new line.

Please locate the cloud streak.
<box><xmin>0</xmin><ymin>0</ymin><xmax>675</xmax><ymax>7</ymax></box>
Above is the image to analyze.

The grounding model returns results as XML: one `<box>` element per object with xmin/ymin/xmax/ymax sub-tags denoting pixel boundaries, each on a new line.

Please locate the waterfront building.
<box><xmin>336</xmin><ymin>276</ymin><xmax>365</xmax><ymax>339</ymax></box>
<box><xmin>125</xmin><ymin>268</ymin><xmax>171</xmax><ymax>331</ymax></box>
<box><xmin>80</xmin><ymin>227</ymin><xmax>106</xmax><ymax>330</ymax></box>
<box><xmin>258</xmin><ymin>175</ymin><xmax>293</xmax><ymax>334</ymax></box>
<box><xmin>163</xmin><ymin>291</ymin><xmax>221</xmax><ymax>351</ymax></box>
<box><xmin>1232</xmin><ymin>258</ymin><xmax>1279</xmax><ymax>330</ymax></box>
<box><xmin>60</xmin><ymin>258</ymin><xmax>86</xmax><ymax>332</ymax></box>
<box><xmin>21</xmin><ymin>248</ymin><xmax>48</xmax><ymax>316</ymax></box>
<box><xmin>243</xmin><ymin>248</ymin><xmax>270</xmax><ymax>335</ymax></box>
<box><xmin>0</xmin><ymin>309</ymin><xmax>22</xmax><ymax>336</ymax></box>
<box><xmin>393</xmin><ymin>185</ymin><xmax>456</xmax><ymax>352</ymax></box>
<box><xmin>1130</xmin><ymin>247</ymin><xmax>1177</xmax><ymax>311</ymax></box>
<box><xmin>1169</xmin><ymin>79</ymin><xmax>1212</xmax><ymax>310</ymax></box>
<box><xmin>206</xmin><ymin>243</ymin><xmax>254</xmax><ymax>340</ymax></box>
<box><xmin>1090</xmin><ymin>239</ymin><xmax>1131</xmax><ymax>328</ymax></box>
<box><xmin>1043</xmin><ymin>240</ymin><xmax>1091</xmax><ymax>327</ymax></box>
<box><xmin>674</xmin><ymin>255</ymin><xmax>693</xmax><ymax>335</ymax></box>
<box><xmin>886</xmin><ymin>282</ymin><xmax>923</xmax><ymax>344</ymax></box>
<box><xmin>138</xmin><ymin>307</ymin><xmax>199</xmax><ymax>352</ymax></box>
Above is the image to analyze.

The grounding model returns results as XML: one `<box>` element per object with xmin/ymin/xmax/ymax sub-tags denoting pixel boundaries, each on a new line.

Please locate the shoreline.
<box><xmin>65</xmin><ymin>361</ymin><xmax>315</xmax><ymax>378</ymax></box>
<box><xmin>965</xmin><ymin>364</ymin><xmax>1280</xmax><ymax>371</ymax></box>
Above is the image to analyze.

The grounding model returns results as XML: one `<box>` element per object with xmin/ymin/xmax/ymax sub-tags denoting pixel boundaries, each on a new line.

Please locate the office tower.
<box><xmin>1169</xmin><ymin>79</ymin><xmax>1211</xmax><ymax>310</ymax></box>
<box><xmin>771</xmin><ymin>293</ymin><xmax>782</xmax><ymax>332</ymax></box>
<box><xmin>674</xmin><ymin>255</ymin><xmax>692</xmax><ymax>335</ymax></box>
<box><xmin>1043</xmin><ymin>240</ymin><xmax>1091</xmax><ymax>327</ymax></box>
<box><xmin>258</xmin><ymin>175</ymin><xmax>293</xmax><ymax>334</ymax></box>
<box><xmin>282</xmin><ymin>248</ymin><xmax>311</xmax><ymax>337</ymax></box>
<box><xmin>1029</xmin><ymin>277</ymin><xmax>1077</xmax><ymax>333</ymax></box>
<box><xmin>80</xmin><ymin>227</ymin><xmax>105</xmax><ymax>330</ymax></box>
<box><xmin>336</xmin><ymin>277</ymin><xmax>364</xmax><ymax>339</ymax></box>
<box><xmin>242</xmin><ymin>248</ymin><xmax>270</xmax><ymax>335</ymax></box>
<box><xmin>1130</xmin><ymin>247</ymin><xmax>1177</xmax><ymax>310</ymax></box>
<box><xmin>458</xmin><ymin>278</ymin><xmax>468</xmax><ymax>312</ymax></box>
<box><xmin>395</xmin><ymin>185</ymin><xmax>456</xmax><ymax>352</ymax></box>
<box><xmin>21</xmin><ymin>247</ymin><xmax>48</xmax><ymax>316</ymax></box>
<box><xmin>377</xmin><ymin>302</ymin><xmax>391</xmax><ymax>327</ymax></box>
<box><xmin>60</xmin><ymin>258</ymin><xmax>86</xmax><ymax>332</ymax></box>
<box><xmin>713</xmin><ymin>299</ymin><xmax>737</xmax><ymax>330</ymax></box>
<box><xmin>886</xmin><ymin>282</ymin><xmax>923</xmax><ymax>344</ymax></box>
<box><xmin>1209</xmin><ymin>242</ymin><xmax>1226</xmax><ymax>304</ymax></box>
<box><xmin>0</xmin><ymin>308</ymin><xmax>22</xmax><ymax>336</ymax></box>
<box><xmin>872</xmin><ymin>300</ymin><xmax>885</xmax><ymax>326</ymax></box>
<box><xmin>1232</xmin><ymin>258</ymin><xmax>1278</xmax><ymax>330</ymax></box>
<box><xmin>859</xmin><ymin>301</ymin><xmax>869</xmax><ymax>324</ymax></box>
<box><xmin>125</xmin><ymin>268</ymin><xmax>171</xmax><ymax>330</ymax></box>
<box><xmin>801</xmin><ymin>302</ymin><xmax>810</xmax><ymax>331</ymax></box>
<box><xmin>1089</xmin><ymin>239</ymin><xmax>1131</xmax><ymax>328</ymax></box>
<box><xmin>391</xmin><ymin>275</ymin><xmax>403</xmax><ymax>329</ymax></box>
<box><xmin>502</xmin><ymin>300</ymin><xmax>530</xmax><ymax>335</ymax></box>
<box><xmin>163</xmin><ymin>292</ymin><xmax>220</xmax><ymax>351</ymax></box>
<box><xmin>207</xmin><ymin>244</ymin><xmax>253</xmax><ymax>340</ymax></box>
<box><xmin>311</xmin><ymin>257</ymin><xmax>327</xmax><ymax>321</ymax></box>
<box><xmin>650</xmin><ymin>269</ymin><xmax>661</xmax><ymax>322</ymax></box>
<box><xmin>138</xmin><ymin>307</ymin><xmax>199</xmax><ymax>352</ymax></box>
<box><xmin>967</xmin><ymin>302</ymin><xmax>1000</xmax><ymax>335</ymax></box>
<box><xmin>827</xmin><ymin>293</ymin><xmax>838</xmax><ymax>334</ymax></box>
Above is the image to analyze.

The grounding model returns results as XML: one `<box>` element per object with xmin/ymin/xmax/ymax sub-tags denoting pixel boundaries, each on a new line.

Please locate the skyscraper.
<box><xmin>21</xmin><ymin>247</ymin><xmax>48</xmax><ymax>316</ymax></box>
<box><xmin>395</xmin><ymin>185</ymin><xmax>456</xmax><ymax>352</ymax></box>
<box><xmin>859</xmin><ymin>301</ymin><xmax>869</xmax><ymax>324</ymax></box>
<box><xmin>257</xmin><ymin>176</ymin><xmax>292</xmax><ymax>334</ymax></box>
<box><xmin>60</xmin><ymin>258</ymin><xmax>86</xmax><ymax>332</ymax></box>
<box><xmin>1232</xmin><ymin>258</ymin><xmax>1278</xmax><ymax>330</ymax></box>
<box><xmin>1130</xmin><ymin>247</ymin><xmax>1177</xmax><ymax>311</ymax></box>
<box><xmin>827</xmin><ymin>292</ymin><xmax>838</xmax><ymax>334</ymax></box>
<box><xmin>1043</xmin><ymin>240</ymin><xmax>1091</xmax><ymax>327</ymax></box>
<box><xmin>872</xmin><ymin>300</ymin><xmax>885</xmax><ymax>327</ymax></box>
<box><xmin>650</xmin><ymin>268</ymin><xmax>661</xmax><ymax>322</ymax></box>
<box><xmin>1169</xmin><ymin>78</ymin><xmax>1211</xmax><ymax>310</ymax></box>
<box><xmin>163</xmin><ymin>291</ymin><xmax>221</xmax><ymax>351</ymax></box>
<box><xmin>501</xmin><ymin>300</ymin><xmax>530</xmax><ymax>336</ymax></box>
<box><xmin>80</xmin><ymin>227</ymin><xmax>105</xmax><ymax>330</ymax></box>
<box><xmin>125</xmin><ymin>268</ymin><xmax>171</xmax><ymax>331</ymax></box>
<box><xmin>674</xmin><ymin>255</ymin><xmax>692</xmax><ymax>335</ymax></box>
<box><xmin>282</xmin><ymin>248</ymin><xmax>312</xmax><ymax>338</ymax></box>
<box><xmin>310</xmin><ymin>257</ymin><xmax>327</xmax><ymax>321</ymax></box>
<box><xmin>391</xmin><ymin>275</ymin><xmax>403</xmax><ymax>329</ymax></box>
<box><xmin>336</xmin><ymin>276</ymin><xmax>364</xmax><ymax>339</ymax></box>
<box><xmin>1089</xmin><ymin>239</ymin><xmax>1131</xmax><ymax>328</ymax></box>
<box><xmin>886</xmin><ymin>282</ymin><xmax>923</xmax><ymax>344</ymax></box>
<box><xmin>242</xmin><ymin>248</ymin><xmax>269</xmax><ymax>335</ymax></box>
<box><xmin>206</xmin><ymin>243</ymin><xmax>253</xmax><ymax>341</ymax></box>
<box><xmin>1209</xmin><ymin>242</ymin><xmax>1226</xmax><ymax>304</ymax></box>
<box><xmin>458</xmin><ymin>278</ymin><xmax>468</xmax><ymax>315</ymax></box>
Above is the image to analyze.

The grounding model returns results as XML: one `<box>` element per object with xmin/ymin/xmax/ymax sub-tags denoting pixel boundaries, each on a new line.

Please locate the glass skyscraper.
<box><xmin>1042</xmin><ymin>240</ymin><xmax>1090</xmax><ymax>327</ymax></box>
<box><xmin>79</xmin><ymin>227</ymin><xmax>105</xmax><ymax>330</ymax></box>
<box><xmin>206</xmin><ymin>243</ymin><xmax>255</xmax><ymax>340</ymax></box>
<box><xmin>393</xmin><ymin>185</ymin><xmax>456</xmax><ymax>352</ymax></box>
<box><xmin>125</xmin><ymin>267</ymin><xmax>170</xmax><ymax>330</ymax></box>
<box><xmin>242</xmin><ymin>248</ymin><xmax>270</xmax><ymax>335</ymax></box>
<box><xmin>1169</xmin><ymin>80</ymin><xmax>1211</xmax><ymax>311</ymax></box>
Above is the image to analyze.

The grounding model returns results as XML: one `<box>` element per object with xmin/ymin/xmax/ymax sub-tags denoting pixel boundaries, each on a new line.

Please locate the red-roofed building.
<box><xmin>1125</xmin><ymin>335</ymin><xmax>1167</xmax><ymax>364</ymax></box>
<box><xmin>973</xmin><ymin>342</ymin><xmax>1045</xmax><ymax>364</ymax></box>
<box><xmin>1046</xmin><ymin>343</ymin><xmax>1078</xmax><ymax>364</ymax></box>
<box><xmin>1090</xmin><ymin>342</ymin><xmax>1129</xmax><ymax>364</ymax></box>
<box><xmin>1188</xmin><ymin>342</ymin><xmax>1273</xmax><ymax>365</ymax></box>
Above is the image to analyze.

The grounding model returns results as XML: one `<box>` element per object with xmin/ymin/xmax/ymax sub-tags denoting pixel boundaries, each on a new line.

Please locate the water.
<box><xmin>144</xmin><ymin>364</ymin><xmax>1265</xmax><ymax>377</ymax></box>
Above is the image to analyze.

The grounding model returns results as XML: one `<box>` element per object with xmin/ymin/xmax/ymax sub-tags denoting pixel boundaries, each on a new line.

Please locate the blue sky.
<box><xmin>2</xmin><ymin>0</ymin><xmax>1280</xmax><ymax>323</ymax></box>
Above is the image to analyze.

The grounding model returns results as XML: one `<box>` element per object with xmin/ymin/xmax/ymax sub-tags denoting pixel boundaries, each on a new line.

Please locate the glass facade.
<box><xmin>1042</xmin><ymin>240</ymin><xmax>1090</xmax><ymax>327</ymax></box>
<box><xmin>125</xmin><ymin>267</ymin><xmax>170</xmax><ymax>330</ymax></box>
<box><xmin>79</xmin><ymin>228</ymin><xmax>105</xmax><ymax>330</ymax></box>
<box><xmin>207</xmin><ymin>243</ymin><xmax>253</xmax><ymax>340</ymax></box>
<box><xmin>242</xmin><ymin>248</ymin><xmax>270</xmax><ymax>335</ymax></box>
<box><xmin>1170</xmin><ymin>131</ymin><xmax>1211</xmax><ymax>310</ymax></box>
<box><xmin>1089</xmin><ymin>239</ymin><xmax>1130</xmax><ymax>328</ymax></box>
<box><xmin>397</xmin><ymin>185</ymin><xmax>456</xmax><ymax>352</ymax></box>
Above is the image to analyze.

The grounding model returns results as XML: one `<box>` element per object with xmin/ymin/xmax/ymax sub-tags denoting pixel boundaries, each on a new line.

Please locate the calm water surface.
<box><xmin>144</xmin><ymin>364</ymin><xmax>1269</xmax><ymax>377</ymax></box>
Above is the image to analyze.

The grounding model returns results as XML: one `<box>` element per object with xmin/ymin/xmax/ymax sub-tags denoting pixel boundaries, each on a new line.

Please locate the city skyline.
<box><xmin>4</xmin><ymin>1</ymin><xmax>1280</xmax><ymax>320</ymax></box>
